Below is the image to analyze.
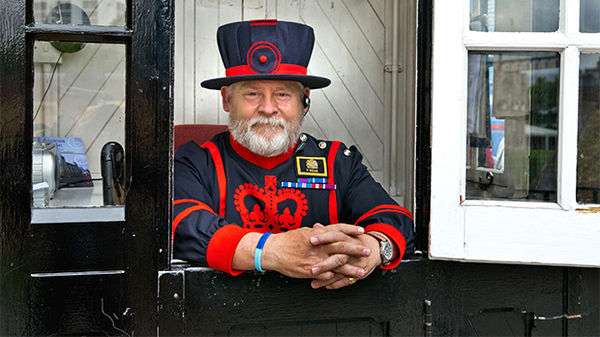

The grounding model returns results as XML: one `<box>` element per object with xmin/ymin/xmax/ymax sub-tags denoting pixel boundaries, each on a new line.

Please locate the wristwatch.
<box><xmin>367</xmin><ymin>231</ymin><xmax>393</xmax><ymax>266</ymax></box>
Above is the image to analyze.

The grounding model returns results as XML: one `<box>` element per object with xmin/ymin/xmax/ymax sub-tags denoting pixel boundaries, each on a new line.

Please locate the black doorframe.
<box><xmin>0</xmin><ymin>0</ymin><xmax>173</xmax><ymax>334</ymax></box>
<box><xmin>0</xmin><ymin>1</ymin><xmax>31</xmax><ymax>333</ymax></box>
<box><xmin>415</xmin><ymin>0</ymin><xmax>432</xmax><ymax>253</ymax></box>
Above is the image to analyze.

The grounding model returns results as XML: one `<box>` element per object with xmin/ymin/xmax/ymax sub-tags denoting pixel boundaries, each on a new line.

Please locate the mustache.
<box><xmin>248</xmin><ymin>116</ymin><xmax>286</xmax><ymax>129</ymax></box>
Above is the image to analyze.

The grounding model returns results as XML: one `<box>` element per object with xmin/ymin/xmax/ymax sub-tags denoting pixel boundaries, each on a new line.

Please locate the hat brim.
<box><xmin>201</xmin><ymin>74</ymin><xmax>331</xmax><ymax>90</ymax></box>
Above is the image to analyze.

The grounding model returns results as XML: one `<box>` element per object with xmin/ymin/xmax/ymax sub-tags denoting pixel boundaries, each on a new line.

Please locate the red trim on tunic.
<box><xmin>173</xmin><ymin>198</ymin><xmax>202</xmax><ymax>206</ymax></box>
<box><xmin>201</xmin><ymin>141</ymin><xmax>227</xmax><ymax>217</ymax></box>
<box><xmin>327</xmin><ymin>141</ymin><xmax>341</xmax><ymax>224</ymax></box>
<box><xmin>226</xmin><ymin>64</ymin><xmax>307</xmax><ymax>77</ymax></box>
<box><xmin>364</xmin><ymin>223</ymin><xmax>407</xmax><ymax>270</ymax></box>
<box><xmin>229</xmin><ymin>134</ymin><xmax>296</xmax><ymax>170</ymax></box>
<box><xmin>206</xmin><ymin>225</ymin><xmax>253</xmax><ymax>276</ymax></box>
<box><xmin>354</xmin><ymin>204</ymin><xmax>414</xmax><ymax>224</ymax></box>
<box><xmin>172</xmin><ymin>202</ymin><xmax>217</xmax><ymax>242</ymax></box>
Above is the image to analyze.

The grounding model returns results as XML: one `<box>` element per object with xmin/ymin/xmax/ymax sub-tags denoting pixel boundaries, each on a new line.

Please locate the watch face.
<box><xmin>381</xmin><ymin>241</ymin><xmax>393</xmax><ymax>263</ymax></box>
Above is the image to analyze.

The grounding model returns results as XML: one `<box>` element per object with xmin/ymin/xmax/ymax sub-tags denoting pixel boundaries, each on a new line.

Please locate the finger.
<box><xmin>310</xmin><ymin>230</ymin><xmax>366</xmax><ymax>246</ymax></box>
<box><xmin>326</xmin><ymin>276</ymin><xmax>356</xmax><ymax>290</ymax></box>
<box><xmin>322</xmin><ymin>223</ymin><xmax>365</xmax><ymax>236</ymax></box>
<box><xmin>311</xmin><ymin>273</ymin><xmax>346</xmax><ymax>289</ymax></box>
<box><xmin>312</xmin><ymin>270</ymin><xmax>335</xmax><ymax>281</ymax></box>
<box><xmin>331</xmin><ymin>263</ymin><xmax>366</xmax><ymax>279</ymax></box>
<box><xmin>313</xmin><ymin>223</ymin><xmax>325</xmax><ymax>228</ymax></box>
<box><xmin>323</xmin><ymin>241</ymin><xmax>371</xmax><ymax>257</ymax></box>
<box><xmin>311</xmin><ymin>254</ymin><xmax>349</xmax><ymax>276</ymax></box>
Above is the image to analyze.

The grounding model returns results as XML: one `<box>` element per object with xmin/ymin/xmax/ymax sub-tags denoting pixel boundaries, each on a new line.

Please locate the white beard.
<box><xmin>229</xmin><ymin>114</ymin><xmax>302</xmax><ymax>157</ymax></box>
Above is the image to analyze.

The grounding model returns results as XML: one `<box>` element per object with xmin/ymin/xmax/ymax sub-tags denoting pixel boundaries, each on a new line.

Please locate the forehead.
<box><xmin>232</xmin><ymin>80</ymin><xmax>302</xmax><ymax>91</ymax></box>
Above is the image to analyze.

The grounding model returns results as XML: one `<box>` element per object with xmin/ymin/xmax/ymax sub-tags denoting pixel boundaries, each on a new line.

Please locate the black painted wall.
<box><xmin>0</xmin><ymin>0</ymin><xmax>174</xmax><ymax>335</ymax></box>
<box><xmin>158</xmin><ymin>259</ymin><xmax>600</xmax><ymax>336</ymax></box>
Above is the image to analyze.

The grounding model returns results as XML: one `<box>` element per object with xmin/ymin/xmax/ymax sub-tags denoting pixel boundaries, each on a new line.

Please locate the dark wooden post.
<box><xmin>0</xmin><ymin>0</ymin><xmax>31</xmax><ymax>335</ymax></box>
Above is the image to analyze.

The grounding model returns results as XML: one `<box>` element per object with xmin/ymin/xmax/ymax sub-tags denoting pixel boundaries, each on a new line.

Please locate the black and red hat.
<box><xmin>201</xmin><ymin>19</ymin><xmax>331</xmax><ymax>90</ymax></box>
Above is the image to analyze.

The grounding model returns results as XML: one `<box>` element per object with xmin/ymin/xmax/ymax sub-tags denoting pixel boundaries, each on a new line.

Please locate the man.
<box><xmin>173</xmin><ymin>19</ymin><xmax>414</xmax><ymax>290</ymax></box>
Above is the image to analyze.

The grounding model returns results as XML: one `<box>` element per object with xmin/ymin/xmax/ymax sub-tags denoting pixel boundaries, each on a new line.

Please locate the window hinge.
<box><xmin>384</xmin><ymin>64</ymin><xmax>404</xmax><ymax>73</ymax></box>
<box><xmin>424</xmin><ymin>299</ymin><xmax>432</xmax><ymax>337</ymax></box>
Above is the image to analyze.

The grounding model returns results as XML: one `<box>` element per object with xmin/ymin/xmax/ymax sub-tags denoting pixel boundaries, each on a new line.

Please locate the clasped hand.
<box><xmin>308</xmin><ymin>223</ymin><xmax>381</xmax><ymax>289</ymax></box>
<box><xmin>263</xmin><ymin>223</ymin><xmax>380</xmax><ymax>290</ymax></box>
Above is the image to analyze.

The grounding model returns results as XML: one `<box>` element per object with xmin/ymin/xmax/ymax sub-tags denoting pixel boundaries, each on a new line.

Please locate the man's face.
<box><xmin>222</xmin><ymin>80</ymin><xmax>310</xmax><ymax>157</ymax></box>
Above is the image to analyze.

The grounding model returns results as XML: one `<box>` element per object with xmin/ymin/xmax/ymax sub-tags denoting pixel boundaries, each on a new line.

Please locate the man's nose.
<box><xmin>259</xmin><ymin>94</ymin><xmax>278</xmax><ymax>115</ymax></box>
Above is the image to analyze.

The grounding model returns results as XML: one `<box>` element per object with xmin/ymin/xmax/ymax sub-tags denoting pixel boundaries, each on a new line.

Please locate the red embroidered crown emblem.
<box><xmin>234</xmin><ymin>175</ymin><xmax>308</xmax><ymax>232</ymax></box>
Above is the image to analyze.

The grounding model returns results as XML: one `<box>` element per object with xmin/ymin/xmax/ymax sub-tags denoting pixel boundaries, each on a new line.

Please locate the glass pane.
<box><xmin>469</xmin><ymin>0</ymin><xmax>559</xmax><ymax>32</ymax></box>
<box><xmin>33</xmin><ymin>41</ymin><xmax>126</xmax><ymax>208</ymax></box>
<box><xmin>34</xmin><ymin>0</ymin><xmax>126</xmax><ymax>26</ymax></box>
<box><xmin>466</xmin><ymin>51</ymin><xmax>559</xmax><ymax>201</ymax></box>
<box><xmin>577</xmin><ymin>54</ymin><xmax>600</xmax><ymax>204</ymax></box>
<box><xmin>581</xmin><ymin>0</ymin><xmax>600</xmax><ymax>32</ymax></box>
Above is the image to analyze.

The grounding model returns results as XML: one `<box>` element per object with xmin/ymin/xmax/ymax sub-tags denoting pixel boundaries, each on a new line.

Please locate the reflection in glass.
<box><xmin>577</xmin><ymin>54</ymin><xmax>600</xmax><ymax>204</ymax></box>
<box><xmin>581</xmin><ymin>0</ymin><xmax>600</xmax><ymax>32</ymax></box>
<box><xmin>34</xmin><ymin>0</ymin><xmax>126</xmax><ymax>26</ymax></box>
<box><xmin>33</xmin><ymin>41</ymin><xmax>126</xmax><ymax>208</ymax></box>
<box><xmin>466</xmin><ymin>52</ymin><xmax>560</xmax><ymax>202</ymax></box>
<box><xmin>469</xmin><ymin>0</ymin><xmax>559</xmax><ymax>32</ymax></box>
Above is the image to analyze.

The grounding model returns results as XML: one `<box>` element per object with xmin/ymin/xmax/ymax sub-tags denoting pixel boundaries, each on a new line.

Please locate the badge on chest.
<box><xmin>296</xmin><ymin>156</ymin><xmax>327</xmax><ymax>177</ymax></box>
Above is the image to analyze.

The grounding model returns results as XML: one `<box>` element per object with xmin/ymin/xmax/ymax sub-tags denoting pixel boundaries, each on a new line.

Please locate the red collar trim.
<box><xmin>229</xmin><ymin>134</ymin><xmax>296</xmax><ymax>170</ymax></box>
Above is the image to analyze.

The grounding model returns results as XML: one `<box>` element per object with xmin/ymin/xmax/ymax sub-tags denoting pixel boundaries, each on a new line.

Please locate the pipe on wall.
<box><xmin>389</xmin><ymin>0</ymin><xmax>399</xmax><ymax>197</ymax></box>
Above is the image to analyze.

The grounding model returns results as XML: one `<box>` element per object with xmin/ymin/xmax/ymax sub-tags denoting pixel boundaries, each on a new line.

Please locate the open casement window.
<box><xmin>430</xmin><ymin>0</ymin><xmax>600</xmax><ymax>267</ymax></box>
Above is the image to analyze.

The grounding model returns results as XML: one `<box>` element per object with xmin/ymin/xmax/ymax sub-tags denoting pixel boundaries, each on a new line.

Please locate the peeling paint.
<box><xmin>576</xmin><ymin>206</ymin><xmax>600</xmax><ymax>214</ymax></box>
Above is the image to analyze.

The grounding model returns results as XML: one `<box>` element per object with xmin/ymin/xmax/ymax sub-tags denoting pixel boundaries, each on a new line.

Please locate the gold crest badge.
<box><xmin>296</xmin><ymin>156</ymin><xmax>327</xmax><ymax>177</ymax></box>
<box><xmin>306</xmin><ymin>159</ymin><xmax>319</xmax><ymax>170</ymax></box>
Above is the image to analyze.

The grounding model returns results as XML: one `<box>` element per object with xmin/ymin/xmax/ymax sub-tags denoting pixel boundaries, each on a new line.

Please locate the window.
<box><xmin>32</xmin><ymin>42</ymin><xmax>126</xmax><ymax>210</ymax></box>
<box><xmin>30</xmin><ymin>0</ymin><xmax>130</xmax><ymax>223</ymax></box>
<box><xmin>34</xmin><ymin>0</ymin><xmax>126</xmax><ymax>26</ymax></box>
<box><xmin>430</xmin><ymin>0</ymin><xmax>600</xmax><ymax>267</ymax></box>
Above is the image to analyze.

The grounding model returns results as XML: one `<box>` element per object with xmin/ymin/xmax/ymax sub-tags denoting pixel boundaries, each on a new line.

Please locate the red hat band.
<box><xmin>226</xmin><ymin>64</ymin><xmax>308</xmax><ymax>77</ymax></box>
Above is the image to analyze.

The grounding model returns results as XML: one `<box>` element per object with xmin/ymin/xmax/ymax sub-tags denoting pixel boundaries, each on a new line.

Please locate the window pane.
<box><xmin>466</xmin><ymin>51</ymin><xmax>559</xmax><ymax>201</ymax></box>
<box><xmin>469</xmin><ymin>0</ymin><xmax>559</xmax><ymax>32</ymax></box>
<box><xmin>33</xmin><ymin>41</ymin><xmax>126</xmax><ymax>208</ymax></box>
<box><xmin>34</xmin><ymin>0</ymin><xmax>126</xmax><ymax>26</ymax></box>
<box><xmin>577</xmin><ymin>54</ymin><xmax>600</xmax><ymax>204</ymax></box>
<box><xmin>581</xmin><ymin>0</ymin><xmax>600</xmax><ymax>32</ymax></box>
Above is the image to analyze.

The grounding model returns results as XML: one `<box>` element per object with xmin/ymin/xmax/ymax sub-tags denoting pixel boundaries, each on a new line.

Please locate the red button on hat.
<box><xmin>259</xmin><ymin>55</ymin><xmax>268</xmax><ymax>63</ymax></box>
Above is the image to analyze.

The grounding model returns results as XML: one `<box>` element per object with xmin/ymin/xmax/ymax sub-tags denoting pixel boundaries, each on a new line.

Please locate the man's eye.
<box><xmin>276</xmin><ymin>92</ymin><xmax>290</xmax><ymax>98</ymax></box>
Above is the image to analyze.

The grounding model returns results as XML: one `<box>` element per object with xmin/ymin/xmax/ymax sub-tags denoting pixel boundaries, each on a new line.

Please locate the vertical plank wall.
<box><xmin>174</xmin><ymin>0</ymin><xmax>410</xmax><ymax>186</ymax></box>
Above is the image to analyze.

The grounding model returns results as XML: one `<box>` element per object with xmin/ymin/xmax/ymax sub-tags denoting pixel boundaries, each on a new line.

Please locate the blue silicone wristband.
<box><xmin>254</xmin><ymin>232</ymin><xmax>272</xmax><ymax>272</ymax></box>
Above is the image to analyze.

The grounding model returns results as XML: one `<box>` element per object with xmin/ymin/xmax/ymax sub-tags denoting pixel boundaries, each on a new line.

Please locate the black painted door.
<box><xmin>0</xmin><ymin>0</ymin><xmax>173</xmax><ymax>335</ymax></box>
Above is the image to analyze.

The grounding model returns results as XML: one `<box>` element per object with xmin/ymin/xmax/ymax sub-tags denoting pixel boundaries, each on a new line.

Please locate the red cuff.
<box><xmin>206</xmin><ymin>225</ymin><xmax>253</xmax><ymax>276</ymax></box>
<box><xmin>364</xmin><ymin>223</ymin><xmax>407</xmax><ymax>270</ymax></box>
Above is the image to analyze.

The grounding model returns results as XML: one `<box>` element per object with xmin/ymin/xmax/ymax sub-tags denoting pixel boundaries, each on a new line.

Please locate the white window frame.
<box><xmin>430</xmin><ymin>0</ymin><xmax>600</xmax><ymax>267</ymax></box>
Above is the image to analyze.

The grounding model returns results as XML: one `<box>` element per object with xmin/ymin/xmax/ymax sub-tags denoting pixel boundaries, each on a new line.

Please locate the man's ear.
<box><xmin>221</xmin><ymin>86</ymin><xmax>231</xmax><ymax>112</ymax></box>
<box><xmin>303</xmin><ymin>87</ymin><xmax>311</xmax><ymax>113</ymax></box>
<box><xmin>304</xmin><ymin>87</ymin><xmax>310</xmax><ymax>99</ymax></box>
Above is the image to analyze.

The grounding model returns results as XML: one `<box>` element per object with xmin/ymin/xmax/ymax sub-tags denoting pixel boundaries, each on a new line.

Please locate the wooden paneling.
<box><xmin>158</xmin><ymin>260</ymin><xmax>596</xmax><ymax>336</ymax></box>
<box><xmin>174</xmin><ymin>0</ymin><xmax>391</xmax><ymax>178</ymax></box>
